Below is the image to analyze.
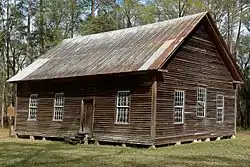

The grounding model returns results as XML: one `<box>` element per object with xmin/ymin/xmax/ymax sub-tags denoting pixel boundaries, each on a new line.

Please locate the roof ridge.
<box><xmin>64</xmin><ymin>12</ymin><xmax>208</xmax><ymax>42</ymax></box>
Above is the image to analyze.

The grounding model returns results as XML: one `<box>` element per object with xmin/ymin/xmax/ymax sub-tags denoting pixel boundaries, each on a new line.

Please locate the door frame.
<box><xmin>80</xmin><ymin>97</ymin><xmax>95</xmax><ymax>136</ymax></box>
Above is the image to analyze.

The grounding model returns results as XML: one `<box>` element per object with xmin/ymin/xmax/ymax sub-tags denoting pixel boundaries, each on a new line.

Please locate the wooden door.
<box><xmin>80</xmin><ymin>99</ymin><xmax>94</xmax><ymax>135</ymax></box>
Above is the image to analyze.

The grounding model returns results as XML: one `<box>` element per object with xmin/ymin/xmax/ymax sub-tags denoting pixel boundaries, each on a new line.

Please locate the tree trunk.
<box><xmin>233</xmin><ymin>0</ymin><xmax>243</xmax><ymax>57</ymax></box>
<box><xmin>70</xmin><ymin>0</ymin><xmax>76</xmax><ymax>38</ymax></box>
<box><xmin>178</xmin><ymin>0</ymin><xmax>187</xmax><ymax>17</ymax></box>
<box><xmin>226</xmin><ymin>4</ymin><xmax>233</xmax><ymax>53</ymax></box>
<box><xmin>178</xmin><ymin>0</ymin><xmax>181</xmax><ymax>17</ymax></box>
<box><xmin>39</xmin><ymin>0</ymin><xmax>44</xmax><ymax>55</ymax></box>
<box><xmin>27</xmin><ymin>0</ymin><xmax>31</xmax><ymax>62</ymax></box>
<box><xmin>91</xmin><ymin>0</ymin><xmax>95</xmax><ymax>18</ymax></box>
<box><xmin>126</xmin><ymin>14</ymin><xmax>132</xmax><ymax>28</ymax></box>
<box><xmin>6</xmin><ymin>0</ymin><xmax>10</xmax><ymax>80</ymax></box>
<box><xmin>1</xmin><ymin>81</ymin><xmax>5</xmax><ymax>128</ymax></box>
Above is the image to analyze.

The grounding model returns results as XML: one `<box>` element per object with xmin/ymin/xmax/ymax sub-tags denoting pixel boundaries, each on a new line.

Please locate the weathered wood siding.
<box><xmin>15</xmin><ymin>23</ymin><xmax>237</xmax><ymax>146</ymax></box>
<box><xmin>155</xmin><ymin>24</ymin><xmax>235</xmax><ymax>145</ymax></box>
<box><xmin>16</xmin><ymin>73</ymin><xmax>153</xmax><ymax>145</ymax></box>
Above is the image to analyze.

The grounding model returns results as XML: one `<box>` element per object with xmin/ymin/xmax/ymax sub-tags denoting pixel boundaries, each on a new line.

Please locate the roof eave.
<box><xmin>148</xmin><ymin>12</ymin><xmax>243</xmax><ymax>83</ymax></box>
<box><xmin>7</xmin><ymin>69</ymin><xmax>158</xmax><ymax>83</ymax></box>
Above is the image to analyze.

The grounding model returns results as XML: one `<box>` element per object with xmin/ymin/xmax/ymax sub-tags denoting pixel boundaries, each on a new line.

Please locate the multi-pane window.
<box><xmin>28</xmin><ymin>94</ymin><xmax>38</xmax><ymax>120</ymax></box>
<box><xmin>174</xmin><ymin>90</ymin><xmax>185</xmax><ymax>123</ymax></box>
<box><xmin>216</xmin><ymin>94</ymin><xmax>224</xmax><ymax>122</ymax></box>
<box><xmin>197</xmin><ymin>87</ymin><xmax>206</xmax><ymax>117</ymax></box>
<box><xmin>116</xmin><ymin>91</ymin><xmax>130</xmax><ymax>124</ymax></box>
<box><xmin>53</xmin><ymin>93</ymin><xmax>64</xmax><ymax>121</ymax></box>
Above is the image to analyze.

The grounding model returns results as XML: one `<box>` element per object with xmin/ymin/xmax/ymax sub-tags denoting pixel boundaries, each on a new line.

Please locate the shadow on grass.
<box><xmin>0</xmin><ymin>141</ymin><xmax>128</xmax><ymax>167</ymax></box>
<box><xmin>0</xmin><ymin>140</ymin><xmax>69</xmax><ymax>150</ymax></box>
<box><xmin>163</xmin><ymin>155</ymin><xmax>250</xmax><ymax>167</ymax></box>
<box><xmin>19</xmin><ymin>149</ymin><xmax>127</xmax><ymax>167</ymax></box>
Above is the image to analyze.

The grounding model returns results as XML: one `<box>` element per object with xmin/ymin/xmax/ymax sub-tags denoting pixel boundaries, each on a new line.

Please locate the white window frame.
<box><xmin>53</xmin><ymin>93</ymin><xmax>64</xmax><ymax>121</ymax></box>
<box><xmin>216</xmin><ymin>94</ymin><xmax>224</xmax><ymax>122</ymax></box>
<box><xmin>196</xmin><ymin>87</ymin><xmax>207</xmax><ymax>117</ymax></box>
<box><xmin>28</xmin><ymin>94</ymin><xmax>38</xmax><ymax>121</ymax></box>
<box><xmin>115</xmin><ymin>90</ymin><xmax>130</xmax><ymax>124</ymax></box>
<box><xmin>174</xmin><ymin>90</ymin><xmax>185</xmax><ymax>124</ymax></box>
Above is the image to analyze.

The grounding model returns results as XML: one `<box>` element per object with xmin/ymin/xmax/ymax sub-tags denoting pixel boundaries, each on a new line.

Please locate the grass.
<box><xmin>1</xmin><ymin>129</ymin><xmax>250</xmax><ymax>167</ymax></box>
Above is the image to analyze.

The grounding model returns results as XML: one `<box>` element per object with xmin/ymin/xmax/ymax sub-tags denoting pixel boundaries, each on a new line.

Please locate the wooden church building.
<box><xmin>8</xmin><ymin>12</ymin><xmax>243</xmax><ymax>146</ymax></box>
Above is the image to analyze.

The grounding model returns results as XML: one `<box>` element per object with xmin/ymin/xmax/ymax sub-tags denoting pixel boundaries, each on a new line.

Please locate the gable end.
<box><xmin>154</xmin><ymin>13</ymin><xmax>243</xmax><ymax>83</ymax></box>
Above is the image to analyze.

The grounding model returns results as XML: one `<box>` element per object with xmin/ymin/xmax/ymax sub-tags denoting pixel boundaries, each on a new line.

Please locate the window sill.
<box><xmin>114</xmin><ymin>122</ymin><xmax>129</xmax><ymax>125</ymax></box>
<box><xmin>216</xmin><ymin>121</ymin><xmax>224</xmax><ymax>123</ymax></box>
<box><xmin>174</xmin><ymin>122</ymin><xmax>184</xmax><ymax>125</ymax></box>
<box><xmin>27</xmin><ymin>119</ymin><xmax>37</xmax><ymax>121</ymax></box>
<box><xmin>52</xmin><ymin>119</ymin><xmax>63</xmax><ymax>122</ymax></box>
<box><xmin>196</xmin><ymin>116</ymin><xmax>206</xmax><ymax>118</ymax></box>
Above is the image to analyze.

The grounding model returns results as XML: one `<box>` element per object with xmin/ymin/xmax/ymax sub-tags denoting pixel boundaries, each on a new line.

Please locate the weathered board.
<box><xmin>16</xmin><ymin>72</ymin><xmax>154</xmax><ymax>145</ymax></box>
<box><xmin>155</xmin><ymin>24</ymin><xmax>235</xmax><ymax>145</ymax></box>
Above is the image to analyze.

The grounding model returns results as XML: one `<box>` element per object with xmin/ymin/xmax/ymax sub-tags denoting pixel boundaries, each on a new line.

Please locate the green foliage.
<box><xmin>135</xmin><ymin>2</ymin><xmax>156</xmax><ymax>25</ymax></box>
<box><xmin>80</xmin><ymin>14</ymin><xmax>117</xmax><ymax>35</ymax></box>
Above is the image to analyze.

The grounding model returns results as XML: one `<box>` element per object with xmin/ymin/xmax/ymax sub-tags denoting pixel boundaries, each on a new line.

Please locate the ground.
<box><xmin>1</xmin><ymin>129</ymin><xmax>250</xmax><ymax>167</ymax></box>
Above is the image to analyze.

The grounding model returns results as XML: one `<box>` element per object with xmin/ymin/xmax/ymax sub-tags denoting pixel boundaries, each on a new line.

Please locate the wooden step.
<box><xmin>64</xmin><ymin>133</ymin><xmax>88</xmax><ymax>145</ymax></box>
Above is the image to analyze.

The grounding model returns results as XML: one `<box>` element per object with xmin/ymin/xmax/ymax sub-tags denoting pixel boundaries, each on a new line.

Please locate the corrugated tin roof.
<box><xmin>9</xmin><ymin>12</ymin><xmax>207</xmax><ymax>82</ymax></box>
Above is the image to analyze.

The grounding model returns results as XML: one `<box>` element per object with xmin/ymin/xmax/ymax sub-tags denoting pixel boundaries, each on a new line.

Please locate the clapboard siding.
<box><xmin>155</xmin><ymin>25</ymin><xmax>235</xmax><ymax>145</ymax></box>
<box><xmin>16</xmin><ymin>73</ymin><xmax>153</xmax><ymax>145</ymax></box>
<box><xmin>16</xmin><ymin>97</ymin><xmax>81</xmax><ymax>137</ymax></box>
<box><xmin>15</xmin><ymin>23</ymin><xmax>239</xmax><ymax>146</ymax></box>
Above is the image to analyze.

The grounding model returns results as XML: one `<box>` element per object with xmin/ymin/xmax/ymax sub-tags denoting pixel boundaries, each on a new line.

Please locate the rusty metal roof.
<box><xmin>9</xmin><ymin>12</ymin><xmax>208</xmax><ymax>82</ymax></box>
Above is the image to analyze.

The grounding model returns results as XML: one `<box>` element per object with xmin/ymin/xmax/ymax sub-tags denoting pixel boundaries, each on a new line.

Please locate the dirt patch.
<box><xmin>0</xmin><ymin>128</ymin><xmax>9</xmax><ymax>139</ymax></box>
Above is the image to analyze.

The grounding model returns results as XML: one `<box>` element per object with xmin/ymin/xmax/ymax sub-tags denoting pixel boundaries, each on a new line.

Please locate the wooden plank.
<box><xmin>14</xmin><ymin>96</ymin><xmax>18</xmax><ymax>130</ymax></box>
<box><xmin>151</xmin><ymin>80</ymin><xmax>157</xmax><ymax>142</ymax></box>
<box><xmin>234</xmin><ymin>84</ymin><xmax>238</xmax><ymax>136</ymax></box>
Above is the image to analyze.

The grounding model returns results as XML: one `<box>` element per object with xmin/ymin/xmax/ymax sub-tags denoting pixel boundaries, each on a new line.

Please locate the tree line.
<box><xmin>0</xmin><ymin>0</ymin><xmax>249</xmax><ymax>128</ymax></box>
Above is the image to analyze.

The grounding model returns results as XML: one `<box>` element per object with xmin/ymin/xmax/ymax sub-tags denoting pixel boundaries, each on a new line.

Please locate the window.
<box><xmin>116</xmin><ymin>91</ymin><xmax>130</xmax><ymax>124</ymax></box>
<box><xmin>197</xmin><ymin>87</ymin><xmax>206</xmax><ymax>117</ymax></box>
<box><xmin>28</xmin><ymin>94</ymin><xmax>38</xmax><ymax>120</ymax></box>
<box><xmin>174</xmin><ymin>90</ymin><xmax>185</xmax><ymax>123</ymax></box>
<box><xmin>216</xmin><ymin>94</ymin><xmax>224</xmax><ymax>122</ymax></box>
<box><xmin>53</xmin><ymin>93</ymin><xmax>64</xmax><ymax>121</ymax></box>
